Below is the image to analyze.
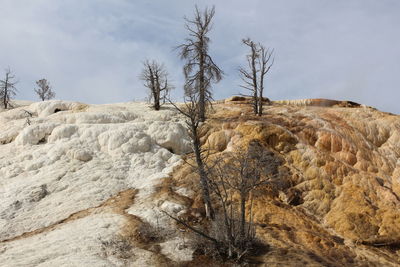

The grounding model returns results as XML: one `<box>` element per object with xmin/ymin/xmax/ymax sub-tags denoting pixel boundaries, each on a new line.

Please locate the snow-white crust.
<box><xmin>0</xmin><ymin>101</ymin><xmax>192</xmax><ymax>265</ymax></box>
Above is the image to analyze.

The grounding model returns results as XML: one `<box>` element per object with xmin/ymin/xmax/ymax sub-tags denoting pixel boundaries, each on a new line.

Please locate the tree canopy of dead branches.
<box><xmin>140</xmin><ymin>60</ymin><xmax>173</xmax><ymax>110</ymax></box>
<box><xmin>177</xmin><ymin>5</ymin><xmax>223</xmax><ymax>121</ymax></box>
<box><xmin>35</xmin><ymin>79</ymin><xmax>55</xmax><ymax>101</ymax></box>
<box><xmin>164</xmin><ymin>139</ymin><xmax>282</xmax><ymax>262</ymax></box>
<box><xmin>0</xmin><ymin>68</ymin><xmax>18</xmax><ymax>109</ymax></box>
<box><xmin>239</xmin><ymin>38</ymin><xmax>274</xmax><ymax>116</ymax></box>
<box><xmin>205</xmin><ymin>140</ymin><xmax>280</xmax><ymax>260</ymax></box>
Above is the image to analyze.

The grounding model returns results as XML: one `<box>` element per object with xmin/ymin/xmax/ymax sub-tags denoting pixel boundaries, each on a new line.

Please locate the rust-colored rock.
<box><xmin>174</xmin><ymin>98</ymin><xmax>400</xmax><ymax>266</ymax></box>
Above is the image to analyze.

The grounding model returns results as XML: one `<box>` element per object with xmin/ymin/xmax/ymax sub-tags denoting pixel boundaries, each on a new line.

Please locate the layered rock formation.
<box><xmin>0</xmin><ymin>99</ymin><xmax>399</xmax><ymax>266</ymax></box>
<box><xmin>198</xmin><ymin>99</ymin><xmax>400</xmax><ymax>266</ymax></box>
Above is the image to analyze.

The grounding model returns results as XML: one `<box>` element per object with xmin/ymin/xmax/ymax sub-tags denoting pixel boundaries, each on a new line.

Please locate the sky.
<box><xmin>0</xmin><ymin>0</ymin><xmax>399</xmax><ymax>113</ymax></box>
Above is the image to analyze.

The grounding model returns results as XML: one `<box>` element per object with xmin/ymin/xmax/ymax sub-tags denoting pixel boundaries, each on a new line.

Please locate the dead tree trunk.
<box><xmin>239</xmin><ymin>190</ymin><xmax>246</xmax><ymax>244</ymax></box>
<box><xmin>239</xmin><ymin>39</ymin><xmax>274</xmax><ymax>116</ymax></box>
<box><xmin>239</xmin><ymin>38</ymin><xmax>259</xmax><ymax>114</ymax></box>
<box><xmin>257</xmin><ymin>45</ymin><xmax>274</xmax><ymax>116</ymax></box>
<box><xmin>199</xmin><ymin>49</ymin><xmax>206</xmax><ymax>122</ymax></box>
<box><xmin>0</xmin><ymin>68</ymin><xmax>18</xmax><ymax>109</ymax></box>
<box><xmin>3</xmin><ymin>74</ymin><xmax>9</xmax><ymax>109</ymax></box>
<box><xmin>170</xmin><ymin>93</ymin><xmax>214</xmax><ymax>219</ymax></box>
<box><xmin>191</xmin><ymin>120</ymin><xmax>214</xmax><ymax>219</ymax></box>
<box><xmin>249</xmin><ymin>41</ymin><xmax>258</xmax><ymax>114</ymax></box>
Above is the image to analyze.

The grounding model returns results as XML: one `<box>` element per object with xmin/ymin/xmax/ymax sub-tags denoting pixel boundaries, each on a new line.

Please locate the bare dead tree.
<box><xmin>258</xmin><ymin>45</ymin><xmax>274</xmax><ymax>116</ymax></box>
<box><xmin>239</xmin><ymin>38</ymin><xmax>259</xmax><ymax>114</ymax></box>
<box><xmin>34</xmin><ymin>79</ymin><xmax>55</xmax><ymax>101</ymax></box>
<box><xmin>140</xmin><ymin>60</ymin><xmax>173</xmax><ymax>110</ymax></box>
<box><xmin>206</xmin><ymin>140</ymin><xmax>280</xmax><ymax>259</ymax></box>
<box><xmin>0</xmin><ymin>68</ymin><xmax>18</xmax><ymax>109</ymax></box>
<box><xmin>164</xmin><ymin>140</ymin><xmax>281</xmax><ymax>261</ymax></box>
<box><xmin>239</xmin><ymin>38</ymin><xmax>274</xmax><ymax>116</ymax></box>
<box><xmin>169</xmin><ymin>93</ymin><xmax>214</xmax><ymax>219</ymax></box>
<box><xmin>177</xmin><ymin>5</ymin><xmax>223</xmax><ymax>122</ymax></box>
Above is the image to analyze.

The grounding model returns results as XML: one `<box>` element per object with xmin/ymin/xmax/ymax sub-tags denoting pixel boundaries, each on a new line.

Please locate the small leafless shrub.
<box><xmin>189</xmin><ymin>231</ymin><xmax>221</xmax><ymax>260</ymax></box>
<box><xmin>136</xmin><ymin>217</ymin><xmax>177</xmax><ymax>246</ymax></box>
<box><xmin>182</xmin><ymin>211</ymin><xmax>268</xmax><ymax>263</ymax></box>
<box><xmin>22</xmin><ymin>109</ymin><xmax>33</xmax><ymax>126</ymax></box>
<box><xmin>100</xmin><ymin>236</ymin><xmax>134</xmax><ymax>260</ymax></box>
<box><xmin>136</xmin><ymin>222</ymin><xmax>164</xmax><ymax>244</ymax></box>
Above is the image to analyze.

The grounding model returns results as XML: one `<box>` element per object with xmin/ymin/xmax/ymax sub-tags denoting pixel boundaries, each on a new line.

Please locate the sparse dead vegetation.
<box><xmin>135</xmin><ymin>220</ymin><xmax>175</xmax><ymax>246</ymax></box>
<box><xmin>205</xmin><ymin>141</ymin><xmax>280</xmax><ymax>260</ymax></box>
<box><xmin>100</xmin><ymin>236</ymin><xmax>134</xmax><ymax>260</ymax></box>
<box><xmin>140</xmin><ymin>60</ymin><xmax>173</xmax><ymax>110</ymax></box>
<box><xmin>239</xmin><ymin>38</ymin><xmax>274</xmax><ymax>116</ymax></box>
<box><xmin>0</xmin><ymin>68</ymin><xmax>18</xmax><ymax>109</ymax></box>
<box><xmin>164</xmin><ymin>140</ymin><xmax>282</xmax><ymax>263</ymax></box>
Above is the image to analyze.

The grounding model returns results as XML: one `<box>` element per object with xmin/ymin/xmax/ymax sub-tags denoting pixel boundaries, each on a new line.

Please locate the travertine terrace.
<box><xmin>201</xmin><ymin>97</ymin><xmax>400</xmax><ymax>266</ymax></box>
<box><xmin>1</xmin><ymin>98</ymin><xmax>399</xmax><ymax>266</ymax></box>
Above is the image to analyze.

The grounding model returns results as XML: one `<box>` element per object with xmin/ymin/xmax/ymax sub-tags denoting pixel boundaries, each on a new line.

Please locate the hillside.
<box><xmin>0</xmin><ymin>99</ymin><xmax>399</xmax><ymax>266</ymax></box>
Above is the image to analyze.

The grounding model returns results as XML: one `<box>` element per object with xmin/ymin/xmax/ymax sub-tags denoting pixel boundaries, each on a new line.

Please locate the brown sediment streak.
<box><xmin>1</xmin><ymin>189</ymin><xmax>137</xmax><ymax>243</ymax></box>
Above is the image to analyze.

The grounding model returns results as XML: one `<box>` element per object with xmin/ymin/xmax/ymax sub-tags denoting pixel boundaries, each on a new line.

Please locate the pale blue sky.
<box><xmin>0</xmin><ymin>0</ymin><xmax>399</xmax><ymax>113</ymax></box>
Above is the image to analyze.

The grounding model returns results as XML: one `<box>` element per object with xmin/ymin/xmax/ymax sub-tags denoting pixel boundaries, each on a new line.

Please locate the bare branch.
<box><xmin>161</xmin><ymin>210</ymin><xmax>219</xmax><ymax>244</ymax></box>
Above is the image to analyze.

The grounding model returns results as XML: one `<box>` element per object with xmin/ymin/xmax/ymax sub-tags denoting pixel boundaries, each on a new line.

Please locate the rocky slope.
<box><xmin>202</xmin><ymin>98</ymin><xmax>400</xmax><ymax>266</ymax></box>
<box><xmin>0</xmin><ymin>101</ymin><xmax>192</xmax><ymax>266</ymax></box>
<box><xmin>1</xmin><ymin>99</ymin><xmax>399</xmax><ymax>266</ymax></box>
